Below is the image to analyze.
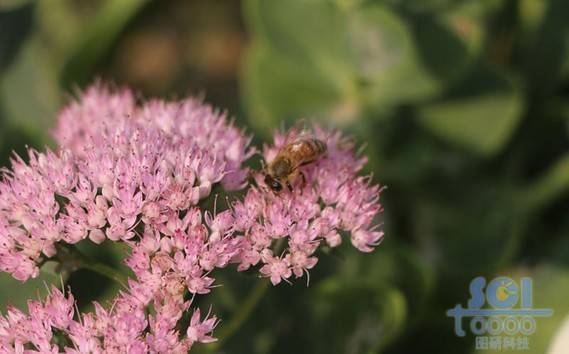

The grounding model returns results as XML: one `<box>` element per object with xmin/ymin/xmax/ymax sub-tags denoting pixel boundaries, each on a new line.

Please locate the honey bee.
<box><xmin>263</xmin><ymin>125</ymin><xmax>327</xmax><ymax>192</ymax></box>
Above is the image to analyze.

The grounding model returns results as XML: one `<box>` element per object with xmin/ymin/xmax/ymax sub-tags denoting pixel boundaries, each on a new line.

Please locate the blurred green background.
<box><xmin>1</xmin><ymin>0</ymin><xmax>569</xmax><ymax>353</ymax></box>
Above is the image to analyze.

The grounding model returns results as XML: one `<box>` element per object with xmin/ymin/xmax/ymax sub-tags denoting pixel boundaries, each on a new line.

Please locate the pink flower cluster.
<box><xmin>0</xmin><ymin>84</ymin><xmax>384</xmax><ymax>352</ymax></box>
<box><xmin>0</xmin><ymin>84</ymin><xmax>252</xmax><ymax>281</ymax></box>
<box><xmin>0</xmin><ymin>286</ymin><xmax>217</xmax><ymax>353</ymax></box>
<box><xmin>233</xmin><ymin>128</ymin><xmax>384</xmax><ymax>285</ymax></box>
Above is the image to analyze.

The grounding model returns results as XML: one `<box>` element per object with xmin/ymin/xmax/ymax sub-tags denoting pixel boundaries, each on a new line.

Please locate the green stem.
<box><xmin>213</xmin><ymin>279</ymin><xmax>270</xmax><ymax>348</ymax></box>
<box><xmin>80</xmin><ymin>260</ymin><xmax>128</xmax><ymax>288</ymax></box>
<box><xmin>212</xmin><ymin>239</ymin><xmax>286</xmax><ymax>349</ymax></box>
<box><xmin>53</xmin><ymin>243</ymin><xmax>128</xmax><ymax>287</ymax></box>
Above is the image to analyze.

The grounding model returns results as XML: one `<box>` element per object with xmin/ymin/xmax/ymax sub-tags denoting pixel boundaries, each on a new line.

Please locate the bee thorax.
<box><xmin>272</xmin><ymin>159</ymin><xmax>292</xmax><ymax>177</ymax></box>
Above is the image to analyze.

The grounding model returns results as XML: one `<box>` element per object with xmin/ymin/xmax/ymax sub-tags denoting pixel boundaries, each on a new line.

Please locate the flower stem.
<box><xmin>213</xmin><ymin>279</ymin><xmax>270</xmax><ymax>348</ymax></box>
<box><xmin>208</xmin><ymin>238</ymin><xmax>285</xmax><ymax>349</ymax></box>
<box><xmin>53</xmin><ymin>243</ymin><xmax>128</xmax><ymax>288</ymax></box>
<box><xmin>79</xmin><ymin>260</ymin><xmax>128</xmax><ymax>288</ymax></box>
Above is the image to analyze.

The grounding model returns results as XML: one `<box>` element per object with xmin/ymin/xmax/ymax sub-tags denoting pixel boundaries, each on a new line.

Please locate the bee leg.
<box><xmin>300</xmin><ymin>171</ymin><xmax>307</xmax><ymax>187</ymax></box>
<box><xmin>287</xmin><ymin>168</ymin><xmax>301</xmax><ymax>191</ymax></box>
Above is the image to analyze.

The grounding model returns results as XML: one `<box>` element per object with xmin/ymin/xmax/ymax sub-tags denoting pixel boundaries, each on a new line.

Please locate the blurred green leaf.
<box><xmin>416</xmin><ymin>65</ymin><xmax>522</xmax><ymax>156</ymax></box>
<box><xmin>441</xmin><ymin>0</ymin><xmax>488</xmax><ymax>52</ymax></box>
<box><xmin>60</xmin><ymin>0</ymin><xmax>149</xmax><ymax>88</ymax></box>
<box><xmin>245</xmin><ymin>0</ymin><xmax>353</xmax><ymax>80</ymax></box>
<box><xmin>547</xmin><ymin>233</ymin><xmax>569</xmax><ymax>269</ymax></box>
<box><xmin>519</xmin><ymin>0</ymin><xmax>548</xmax><ymax>39</ymax></box>
<box><xmin>417</xmin><ymin>93</ymin><xmax>521</xmax><ymax>155</ymax></box>
<box><xmin>0</xmin><ymin>0</ymin><xmax>32</xmax><ymax>11</ymax></box>
<box><xmin>242</xmin><ymin>1</ymin><xmax>414</xmax><ymax>129</ymax></box>
<box><xmin>0</xmin><ymin>123</ymin><xmax>42</xmax><ymax>166</ymax></box>
<box><xmin>347</xmin><ymin>242</ymin><xmax>434</xmax><ymax>324</ymax></box>
<box><xmin>348</xmin><ymin>4</ymin><xmax>413</xmax><ymax>81</ymax></box>
<box><xmin>313</xmin><ymin>280</ymin><xmax>407</xmax><ymax>354</ymax></box>
<box><xmin>416</xmin><ymin>182</ymin><xmax>523</xmax><ymax>278</ymax></box>
<box><xmin>35</xmin><ymin>0</ymin><xmax>95</xmax><ymax>63</ymax></box>
<box><xmin>241</xmin><ymin>43</ymin><xmax>343</xmax><ymax>134</ymax></box>
<box><xmin>524</xmin><ymin>0</ymin><xmax>569</xmax><ymax>96</ymax></box>
<box><xmin>0</xmin><ymin>38</ymin><xmax>60</xmax><ymax>143</ymax></box>
<box><xmin>301</xmin><ymin>242</ymin><xmax>433</xmax><ymax>353</ymax></box>
<box><xmin>382</xmin><ymin>0</ymin><xmax>504</xmax><ymax>13</ymax></box>
<box><xmin>409</xmin><ymin>12</ymin><xmax>478</xmax><ymax>84</ymax></box>
<box><xmin>242</xmin><ymin>0</ymin><xmax>487</xmax><ymax>131</ymax></box>
<box><xmin>354</xmin><ymin>2</ymin><xmax>483</xmax><ymax>103</ymax></box>
<box><xmin>375</xmin><ymin>287</ymin><xmax>407</xmax><ymax>350</ymax></box>
<box><xmin>521</xmin><ymin>153</ymin><xmax>569</xmax><ymax>213</ymax></box>
<box><xmin>410</xmin><ymin>17</ymin><xmax>468</xmax><ymax>81</ymax></box>
<box><xmin>350</xmin><ymin>4</ymin><xmax>443</xmax><ymax>106</ymax></box>
<box><xmin>0</xmin><ymin>2</ymin><xmax>34</xmax><ymax>72</ymax></box>
<box><xmin>0</xmin><ymin>262</ymin><xmax>66</xmax><ymax>311</ymax></box>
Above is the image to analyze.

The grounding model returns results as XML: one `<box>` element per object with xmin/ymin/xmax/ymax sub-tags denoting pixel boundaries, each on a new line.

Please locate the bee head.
<box><xmin>264</xmin><ymin>174</ymin><xmax>283</xmax><ymax>192</ymax></box>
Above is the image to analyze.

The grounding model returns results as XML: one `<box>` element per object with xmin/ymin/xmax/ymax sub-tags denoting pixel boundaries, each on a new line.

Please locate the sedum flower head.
<box><xmin>0</xmin><ymin>84</ymin><xmax>384</xmax><ymax>351</ymax></box>
<box><xmin>232</xmin><ymin>127</ymin><xmax>384</xmax><ymax>285</ymax></box>
<box><xmin>0</xmin><ymin>84</ymin><xmax>253</xmax><ymax>281</ymax></box>
<box><xmin>0</xmin><ymin>285</ymin><xmax>217</xmax><ymax>353</ymax></box>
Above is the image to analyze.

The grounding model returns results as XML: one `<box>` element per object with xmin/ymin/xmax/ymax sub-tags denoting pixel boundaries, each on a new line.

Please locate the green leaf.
<box><xmin>376</xmin><ymin>287</ymin><xmax>408</xmax><ymax>350</ymax></box>
<box><xmin>241</xmin><ymin>43</ymin><xmax>344</xmax><ymax>134</ymax></box>
<box><xmin>35</xmin><ymin>0</ymin><xmax>97</xmax><ymax>60</ymax></box>
<box><xmin>350</xmin><ymin>5</ymin><xmax>445</xmax><ymax>106</ymax></box>
<box><xmin>409</xmin><ymin>13</ymin><xmax>477</xmax><ymax>85</ymax></box>
<box><xmin>60</xmin><ymin>0</ymin><xmax>149</xmax><ymax>88</ymax></box>
<box><xmin>442</xmin><ymin>0</ymin><xmax>488</xmax><ymax>54</ymax></box>
<box><xmin>244</xmin><ymin>0</ymin><xmax>354</xmax><ymax>81</ymax></box>
<box><xmin>524</xmin><ymin>0</ymin><xmax>569</xmax><ymax>96</ymax></box>
<box><xmin>0</xmin><ymin>0</ymin><xmax>32</xmax><ymax>11</ymax></box>
<box><xmin>242</xmin><ymin>0</ymin><xmax>486</xmax><ymax>128</ymax></box>
<box><xmin>519</xmin><ymin>0</ymin><xmax>549</xmax><ymax>38</ymax></box>
<box><xmin>415</xmin><ymin>182</ymin><xmax>524</xmax><ymax>278</ymax></box>
<box><xmin>242</xmin><ymin>1</ymin><xmax>427</xmax><ymax>129</ymax></box>
<box><xmin>417</xmin><ymin>94</ymin><xmax>521</xmax><ymax>155</ymax></box>
<box><xmin>0</xmin><ymin>38</ymin><xmax>60</xmax><ymax>143</ymax></box>
<box><xmin>344</xmin><ymin>242</ymin><xmax>435</xmax><ymax>323</ymax></box>
<box><xmin>0</xmin><ymin>262</ymin><xmax>67</xmax><ymax>311</ymax></box>
<box><xmin>521</xmin><ymin>153</ymin><xmax>569</xmax><ymax>213</ymax></box>
<box><xmin>312</xmin><ymin>280</ymin><xmax>407</xmax><ymax>353</ymax></box>
<box><xmin>0</xmin><ymin>2</ymin><xmax>34</xmax><ymax>72</ymax></box>
<box><xmin>368</xmin><ymin>0</ymin><xmax>489</xmax><ymax>104</ymax></box>
<box><xmin>307</xmin><ymin>242</ymin><xmax>432</xmax><ymax>352</ymax></box>
<box><xmin>416</xmin><ymin>65</ymin><xmax>522</xmax><ymax>156</ymax></box>
<box><xmin>245</xmin><ymin>0</ymin><xmax>435</xmax><ymax>104</ymax></box>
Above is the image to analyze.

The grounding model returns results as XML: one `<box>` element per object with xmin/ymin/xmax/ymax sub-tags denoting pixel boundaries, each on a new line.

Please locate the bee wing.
<box><xmin>284</xmin><ymin>119</ymin><xmax>313</xmax><ymax>145</ymax></box>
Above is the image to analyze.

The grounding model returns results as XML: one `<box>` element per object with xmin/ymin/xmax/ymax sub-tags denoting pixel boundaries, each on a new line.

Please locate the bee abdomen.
<box><xmin>286</xmin><ymin>138</ymin><xmax>327</xmax><ymax>166</ymax></box>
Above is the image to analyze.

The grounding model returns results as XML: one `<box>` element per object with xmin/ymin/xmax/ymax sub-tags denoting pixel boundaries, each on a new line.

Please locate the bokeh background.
<box><xmin>1</xmin><ymin>0</ymin><xmax>569</xmax><ymax>353</ymax></box>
